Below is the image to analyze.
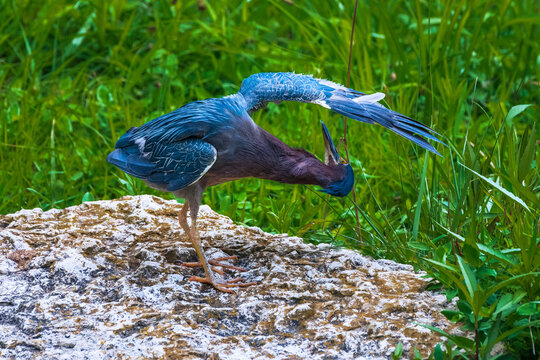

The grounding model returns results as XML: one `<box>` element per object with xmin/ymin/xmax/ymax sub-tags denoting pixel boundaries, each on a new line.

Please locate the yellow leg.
<box><xmin>187</xmin><ymin>216</ymin><xmax>215</xmax><ymax>285</ymax></box>
<box><xmin>178</xmin><ymin>201</ymin><xmax>256</xmax><ymax>293</ymax></box>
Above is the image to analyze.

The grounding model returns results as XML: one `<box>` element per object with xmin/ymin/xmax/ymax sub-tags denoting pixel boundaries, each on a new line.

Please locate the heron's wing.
<box><xmin>107</xmin><ymin>138</ymin><xmax>217</xmax><ymax>192</ymax></box>
<box><xmin>239</xmin><ymin>72</ymin><xmax>444</xmax><ymax>155</ymax></box>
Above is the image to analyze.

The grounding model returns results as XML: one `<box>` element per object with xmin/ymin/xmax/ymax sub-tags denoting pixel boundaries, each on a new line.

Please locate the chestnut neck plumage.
<box><xmin>253</xmin><ymin>128</ymin><xmax>345</xmax><ymax>188</ymax></box>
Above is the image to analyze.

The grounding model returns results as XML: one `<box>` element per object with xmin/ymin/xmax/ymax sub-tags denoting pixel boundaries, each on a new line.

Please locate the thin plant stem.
<box><xmin>342</xmin><ymin>0</ymin><xmax>362</xmax><ymax>243</ymax></box>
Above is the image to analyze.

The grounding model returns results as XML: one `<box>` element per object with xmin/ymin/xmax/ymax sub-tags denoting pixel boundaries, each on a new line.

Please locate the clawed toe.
<box><xmin>220</xmin><ymin>277</ymin><xmax>258</xmax><ymax>287</ymax></box>
<box><xmin>209</xmin><ymin>256</ymin><xmax>248</xmax><ymax>272</ymax></box>
<box><xmin>187</xmin><ymin>275</ymin><xmax>257</xmax><ymax>293</ymax></box>
<box><xmin>177</xmin><ymin>207</ymin><xmax>255</xmax><ymax>294</ymax></box>
<box><xmin>180</xmin><ymin>255</ymin><xmax>248</xmax><ymax>273</ymax></box>
<box><xmin>182</xmin><ymin>255</ymin><xmax>256</xmax><ymax>293</ymax></box>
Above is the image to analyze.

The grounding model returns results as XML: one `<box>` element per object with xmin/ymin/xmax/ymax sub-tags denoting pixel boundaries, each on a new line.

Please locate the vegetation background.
<box><xmin>1</xmin><ymin>0</ymin><xmax>538</xmax><ymax>358</ymax></box>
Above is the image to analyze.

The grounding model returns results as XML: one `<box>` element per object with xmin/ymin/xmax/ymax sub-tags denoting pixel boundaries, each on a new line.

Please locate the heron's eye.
<box><xmin>339</xmin><ymin>158</ymin><xmax>348</xmax><ymax>164</ymax></box>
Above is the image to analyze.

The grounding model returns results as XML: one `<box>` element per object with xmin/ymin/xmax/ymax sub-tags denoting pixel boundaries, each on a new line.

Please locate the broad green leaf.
<box><xmin>391</xmin><ymin>342</ymin><xmax>403</xmax><ymax>360</ymax></box>
<box><xmin>517</xmin><ymin>301</ymin><xmax>540</xmax><ymax>316</ymax></box>
<box><xmin>82</xmin><ymin>192</ymin><xmax>94</xmax><ymax>203</ymax></box>
<box><xmin>417</xmin><ymin>323</ymin><xmax>475</xmax><ymax>349</ymax></box>
<box><xmin>477</xmin><ymin>243</ymin><xmax>518</xmax><ymax>266</ymax></box>
<box><xmin>462</xmin><ymin>244</ymin><xmax>481</xmax><ymax>267</ymax></box>
<box><xmin>493</xmin><ymin>292</ymin><xmax>525</xmax><ymax>317</ymax></box>
<box><xmin>409</xmin><ymin>241</ymin><xmax>430</xmax><ymax>251</ymax></box>
<box><xmin>433</xmin><ymin>345</ymin><xmax>444</xmax><ymax>360</ymax></box>
<box><xmin>458</xmin><ymin>162</ymin><xmax>530</xmax><ymax>211</ymax></box>
<box><xmin>70</xmin><ymin>171</ymin><xmax>83</xmax><ymax>182</ymax></box>
<box><xmin>441</xmin><ymin>310</ymin><xmax>464</xmax><ymax>322</ymax></box>
<box><xmin>457</xmin><ymin>255</ymin><xmax>478</xmax><ymax>299</ymax></box>
<box><xmin>495</xmin><ymin>320</ymin><xmax>540</xmax><ymax>344</ymax></box>
<box><xmin>505</xmin><ymin>104</ymin><xmax>532</xmax><ymax>127</ymax></box>
<box><xmin>483</xmin><ymin>272</ymin><xmax>540</xmax><ymax>303</ymax></box>
<box><xmin>445</xmin><ymin>289</ymin><xmax>458</xmax><ymax>301</ymax></box>
<box><xmin>484</xmin><ymin>314</ymin><xmax>502</xmax><ymax>355</ymax></box>
<box><xmin>425</xmin><ymin>259</ymin><xmax>472</xmax><ymax>303</ymax></box>
<box><xmin>425</xmin><ymin>258</ymin><xmax>459</xmax><ymax>273</ymax></box>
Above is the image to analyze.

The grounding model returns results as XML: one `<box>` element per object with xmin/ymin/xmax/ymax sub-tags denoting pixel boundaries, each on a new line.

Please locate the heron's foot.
<box><xmin>188</xmin><ymin>276</ymin><xmax>257</xmax><ymax>293</ymax></box>
<box><xmin>180</xmin><ymin>256</ymin><xmax>248</xmax><ymax>276</ymax></box>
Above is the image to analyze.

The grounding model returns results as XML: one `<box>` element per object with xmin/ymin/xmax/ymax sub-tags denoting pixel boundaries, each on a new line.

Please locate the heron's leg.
<box><xmin>179</xmin><ymin>199</ymin><xmax>222</xmax><ymax>273</ymax></box>
<box><xmin>179</xmin><ymin>200</ymin><xmax>232</xmax><ymax>274</ymax></box>
<box><xmin>187</xmin><ymin>217</ymin><xmax>215</xmax><ymax>283</ymax></box>
<box><xmin>179</xmin><ymin>195</ymin><xmax>249</xmax><ymax>275</ymax></box>
<box><xmin>182</xmin><ymin>193</ymin><xmax>256</xmax><ymax>293</ymax></box>
<box><xmin>179</xmin><ymin>201</ymin><xmax>232</xmax><ymax>272</ymax></box>
<box><xmin>182</xmin><ymin>198</ymin><xmax>214</xmax><ymax>280</ymax></box>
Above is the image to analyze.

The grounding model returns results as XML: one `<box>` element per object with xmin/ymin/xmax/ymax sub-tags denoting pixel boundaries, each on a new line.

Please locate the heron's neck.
<box><xmin>283</xmin><ymin>153</ymin><xmax>341</xmax><ymax>187</ymax></box>
<box><xmin>258</xmin><ymin>129</ymin><xmax>343</xmax><ymax>187</ymax></box>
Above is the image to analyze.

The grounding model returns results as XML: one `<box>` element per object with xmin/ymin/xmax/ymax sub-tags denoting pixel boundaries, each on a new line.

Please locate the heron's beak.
<box><xmin>321</xmin><ymin>121</ymin><xmax>340</xmax><ymax>165</ymax></box>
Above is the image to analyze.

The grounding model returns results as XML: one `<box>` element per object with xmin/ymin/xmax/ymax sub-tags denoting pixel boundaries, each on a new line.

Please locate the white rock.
<box><xmin>0</xmin><ymin>195</ymin><xmax>460</xmax><ymax>359</ymax></box>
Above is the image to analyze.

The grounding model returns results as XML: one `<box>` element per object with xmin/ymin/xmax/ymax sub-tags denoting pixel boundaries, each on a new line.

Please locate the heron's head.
<box><xmin>319</xmin><ymin>121</ymin><xmax>354</xmax><ymax>197</ymax></box>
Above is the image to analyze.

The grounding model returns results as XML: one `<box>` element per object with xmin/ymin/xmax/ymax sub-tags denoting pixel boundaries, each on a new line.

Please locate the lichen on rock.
<box><xmin>0</xmin><ymin>195</ymin><xmax>457</xmax><ymax>359</ymax></box>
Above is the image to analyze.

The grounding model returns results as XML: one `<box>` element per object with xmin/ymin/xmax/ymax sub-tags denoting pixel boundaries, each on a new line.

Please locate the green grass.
<box><xmin>1</xmin><ymin>0</ymin><xmax>539</xmax><ymax>358</ymax></box>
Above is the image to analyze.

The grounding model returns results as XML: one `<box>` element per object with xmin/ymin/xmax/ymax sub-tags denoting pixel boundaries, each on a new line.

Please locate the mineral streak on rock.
<box><xmin>0</xmin><ymin>195</ymin><xmax>456</xmax><ymax>359</ymax></box>
<box><xmin>6</xmin><ymin>249</ymin><xmax>37</xmax><ymax>268</ymax></box>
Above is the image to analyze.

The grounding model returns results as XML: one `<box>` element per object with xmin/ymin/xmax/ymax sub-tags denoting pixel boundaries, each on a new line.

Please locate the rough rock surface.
<box><xmin>0</xmin><ymin>195</ymin><xmax>456</xmax><ymax>359</ymax></box>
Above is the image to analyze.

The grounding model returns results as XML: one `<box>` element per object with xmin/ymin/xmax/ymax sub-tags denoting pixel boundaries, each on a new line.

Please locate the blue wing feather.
<box><xmin>107</xmin><ymin>139</ymin><xmax>217</xmax><ymax>192</ymax></box>
<box><xmin>108</xmin><ymin>96</ymin><xmax>250</xmax><ymax>191</ymax></box>
<box><xmin>126</xmin><ymin>97</ymin><xmax>248</xmax><ymax>145</ymax></box>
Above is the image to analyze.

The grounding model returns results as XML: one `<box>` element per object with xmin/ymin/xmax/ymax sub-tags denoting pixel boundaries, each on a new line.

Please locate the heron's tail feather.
<box><xmin>107</xmin><ymin>148</ymin><xmax>155</xmax><ymax>178</ymax></box>
<box><xmin>326</xmin><ymin>96</ymin><xmax>445</xmax><ymax>155</ymax></box>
